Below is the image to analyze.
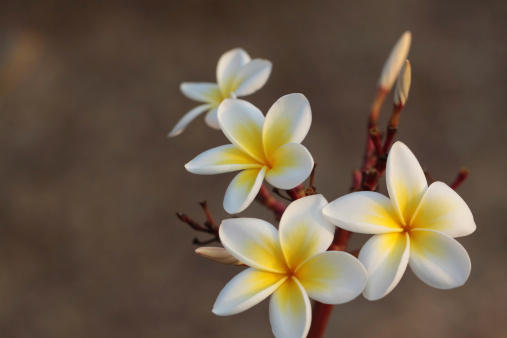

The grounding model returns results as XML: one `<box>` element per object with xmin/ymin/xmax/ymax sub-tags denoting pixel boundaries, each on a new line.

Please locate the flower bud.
<box><xmin>195</xmin><ymin>247</ymin><xmax>242</xmax><ymax>265</ymax></box>
<box><xmin>394</xmin><ymin>60</ymin><xmax>411</xmax><ymax>106</ymax></box>
<box><xmin>378</xmin><ymin>31</ymin><xmax>411</xmax><ymax>92</ymax></box>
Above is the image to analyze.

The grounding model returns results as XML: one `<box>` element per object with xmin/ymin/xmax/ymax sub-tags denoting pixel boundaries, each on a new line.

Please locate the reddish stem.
<box><xmin>450</xmin><ymin>168</ymin><xmax>469</xmax><ymax>190</ymax></box>
<box><xmin>255</xmin><ymin>184</ymin><xmax>287</xmax><ymax>220</ymax></box>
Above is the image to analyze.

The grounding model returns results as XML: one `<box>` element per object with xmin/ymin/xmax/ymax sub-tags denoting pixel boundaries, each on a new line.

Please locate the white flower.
<box><xmin>185</xmin><ymin>93</ymin><xmax>314</xmax><ymax>214</ymax></box>
<box><xmin>169</xmin><ymin>48</ymin><xmax>272</xmax><ymax>137</ymax></box>
<box><xmin>323</xmin><ymin>141</ymin><xmax>476</xmax><ymax>300</ymax></box>
<box><xmin>213</xmin><ymin>195</ymin><xmax>367</xmax><ymax>338</ymax></box>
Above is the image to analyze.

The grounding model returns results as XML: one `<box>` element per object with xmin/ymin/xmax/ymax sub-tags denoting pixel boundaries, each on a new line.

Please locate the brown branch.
<box><xmin>450</xmin><ymin>167</ymin><xmax>469</xmax><ymax>190</ymax></box>
<box><xmin>424</xmin><ymin>169</ymin><xmax>436</xmax><ymax>184</ymax></box>
<box><xmin>255</xmin><ymin>184</ymin><xmax>287</xmax><ymax>221</ymax></box>
<box><xmin>199</xmin><ymin>200</ymin><xmax>215</xmax><ymax>229</ymax></box>
<box><xmin>369</xmin><ymin>127</ymin><xmax>384</xmax><ymax>157</ymax></box>
<box><xmin>286</xmin><ymin>184</ymin><xmax>305</xmax><ymax>201</ymax></box>
<box><xmin>176</xmin><ymin>202</ymin><xmax>220</xmax><ymax>244</ymax></box>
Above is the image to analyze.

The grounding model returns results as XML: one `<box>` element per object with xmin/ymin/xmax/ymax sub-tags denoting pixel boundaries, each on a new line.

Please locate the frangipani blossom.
<box><xmin>169</xmin><ymin>48</ymin><xmax>272</xmax><ymax>137</ymax></box>
<box><xmin>213</xmin><ymin>195</ymin><xmax>367</xmax><ymax>338</ymax></box>
<box><xmin>323</xmin><ymin>141</ymin><xmax>476</xmax><ymax>301</ymax></box>
<box><xmin>185</xmin><ymin>93</ymin><xmax>314</xmax><ymax>214</ymax></box>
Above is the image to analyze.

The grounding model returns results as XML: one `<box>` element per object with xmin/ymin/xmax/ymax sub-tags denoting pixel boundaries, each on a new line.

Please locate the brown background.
<box><xmin>0</xmin><ymin>1</ymin><xmax>506</xmax><ymax>337</ymax></box>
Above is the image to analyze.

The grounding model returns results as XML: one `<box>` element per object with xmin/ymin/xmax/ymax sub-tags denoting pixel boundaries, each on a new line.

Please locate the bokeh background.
<box><xmin>1</xmin><ymin>1</ymin><xmax>506</xmax><ymax>337</ymax></box>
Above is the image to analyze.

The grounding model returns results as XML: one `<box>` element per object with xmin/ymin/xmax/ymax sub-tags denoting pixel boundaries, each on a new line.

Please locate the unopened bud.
<box><xmin>195</xmin><ymin>247</ymin><xmax>242</xmax><ymax>265</ymax></box>
<box><xmin>378</xmin><ymin>31</ymin><xmax>411</xmax><ymax>92</ymax></box>
<box><xmin>394</xmin><ymin>60</ymin><xmax>411</xmax><ymax>106</ymax></box>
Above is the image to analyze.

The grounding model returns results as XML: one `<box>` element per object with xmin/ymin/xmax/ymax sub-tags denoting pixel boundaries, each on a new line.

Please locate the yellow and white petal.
<box><xmin>410</xmin><ymin>182</ymin><xmax>476</xmax><ymax>237</ymax></box>
<box><xmin>217</xmin><ymin>48</ymin><xmax>251</xmax><ymax>96</ymax></box>
<box><xmin>224</xmin><ymin>167</ymin><xmax>267</xmax><ymax>214</ymax></box>
<box><xmin>278</xmin><ymin>195</ymin><xmax>334</xmax><ymax>270</ymax></box>
<box><xmin>204</xmin><ymin>107</ymin><xmax>220</xmax><ymax>129</ymax></box>
<box><xmin>264</xmin><ymin>143</ymin><xmax>313</xmax><ymax>190</ymax></box>
<box><xmin>185</xmin><ymin>145</ymin><xmax>262</xmax><ymax>175</ymax></box>
<box><xmin>409</xmin><ymin>229</ymin><xmax>471</xmax><ymax>289</ymax></box>
<box><xmin>296</xmin><ymin>251</ymin><xmax>367</xmax><ymax>304</ymax></box>
<box><xmin>213</xmin><ymin>267</ymin><xmax>287</xmax><ymax>316</ymax></box>
<box><xmin>168</xmin><ymin>104</ymin><xmax>211</xmax><ymax>137</ymax></box>
<box><xmin>232</xmin><ymin>59</ymin><xmax>272</xmax><ymax>97</ymax></box>
<box><xmin>262</xmin><ymin>93</ymin><xmax>312</xmax><ymax>160</ymax></box>
<box><xmin>220</xmin><ymin>216</ymin><xmax>287</xmax><ymax>273</ymax></box>
<box><xmin>386</xmin><ymin>141</ymin><xmax>428</xmax><ymax>225</ymax></box>
<box><xmin>359</xmin><ymin>232</ymin><xmax>410</xmax><ymax>300</ymax></box>
<box><xmin>180</xmin><ymin>82</ymin><xmax>221</xmax><ymax>103</ymax></box>
<box><xmin>323</xmin><ymin>191</ymin><xmax>403</xmax><ymax>234</ymax></box>
<box><xmin>218</xmin><ymin>99</ymin><xmax>268</xmax><ymax>164</ymax></box>
<box><xmin>269</xmin><ymin>277</ymin><xmax>311</xmax><ymax>338</ymax></box>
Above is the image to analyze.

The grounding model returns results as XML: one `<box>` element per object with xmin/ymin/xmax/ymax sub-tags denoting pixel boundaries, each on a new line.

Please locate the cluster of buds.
<box><xmin>171</xmin><ymin>32</ymin><xmax>475</xmax><ymax>338</ymax></box>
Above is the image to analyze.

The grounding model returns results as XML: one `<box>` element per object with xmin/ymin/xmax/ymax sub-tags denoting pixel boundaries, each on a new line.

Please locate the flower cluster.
<box><xmin>172</xmin><ymin>33</ymin><xmax>476</xmax><ymax>338</ymax></box>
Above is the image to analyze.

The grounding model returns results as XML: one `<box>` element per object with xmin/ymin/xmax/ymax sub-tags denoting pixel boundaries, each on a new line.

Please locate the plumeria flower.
<box><xmin>185</xmin><ymin>93</ymin><xmax>314</xmax><ymax>214</ymax></box>
<box><xmin>169</xmin><ymin>48</ymin><xmax>272</xmax><ymax>137</ymax></box>
<box><xmin>213</xmin><ymin>195</ymin><xmax>367</xmax><ymax>338</ymax></box>
<box><xmin>323</xmin><ymin>141</ymin><xmax>476</xmax><ymax>301</ymax></box>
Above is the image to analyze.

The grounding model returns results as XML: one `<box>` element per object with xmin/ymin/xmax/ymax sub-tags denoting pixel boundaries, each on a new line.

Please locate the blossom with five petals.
<box><xmin>323</xmin><ymin>141</ymin><xmax>476</xmax><ymax>300</ymax></box>
<box><xmin>213</xmin><ymin>195</ymin><xmax>367</xmax><ymax>338</ymax></box>
<box><xmin>169</xmin><ymin>48</ymin><xmax>272</xmax><ymax>137</ymax></box>
<box><xmin>185</xmin><ymin>93</ymin><xmax>314</xmax><ymax>214</ymax></box>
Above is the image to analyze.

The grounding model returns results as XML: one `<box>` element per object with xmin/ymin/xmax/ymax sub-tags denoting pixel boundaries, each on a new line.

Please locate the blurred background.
<box><xmin>0</xmin><ymin>1</ymin><xmax>506</xmax><ymax>337</ymax></box>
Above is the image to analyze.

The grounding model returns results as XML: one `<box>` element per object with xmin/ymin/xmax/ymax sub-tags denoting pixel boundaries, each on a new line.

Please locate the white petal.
<box><xmin>213</xmin><ymin>267</ymin><xmax>287</xmax><ymax>316</ymax></box>
<box><xmin>278</xmin><ymin>195</ymin><xmax>334</xmax><ymax>270</ymax></box>
<box><xmin>409</xmin><ymin>229</ymin><xmax>471</xmax><ymax>289</ymax></box>
<box><xmin>359</xmin><ymin>232</ymin><xmax>410</xmax><ymax>300</ymax></box>
<box><xmin>386</xmin><ymin>141</ymin><xmax>428</xmax><ymax>225</ymax></box>
<box><xmin>224</xmin><ymin>167</ymin><xmax>267</xmax><ymax>214</ymax></box>
<box><xmin>270</xmin><ymin>277</ymin><xmax>311</xmax><ymax>338</ymax></box>
<box><xmin>185</xmin><ymin>144</ymin><xmax>262</xmax><ymax>175</ymax></box>
<box><xmin>217</xmin><ymin>48</ymin><xmax>251</xmax><ymax>95</ymax></box>
<box><xmin>218</xmin><ymin>99</ymin><xmax>268</xmax><ymax>164</ymax></box>
<box><xmin>263</xmin><ymin>93</ymin><xmax>312</xmax><ymax>160</ymax></box>
<box><xmin>410</xmin><ymin>182</ymin><xmax>476</xmax><ymax>237</ymax></box>
<box><xmin>264</xmin><ymin>143</ymin><xmax>313</xmax><ymax>189</ymax></box>
<box><xmin>296</xmin><ymin>251</ymin><xmax>367</xmax><ymax>304</ymax></box>
<box><xmin>204</xmin><ymin>107</ymin><xmax>220</xmax><ymax>129</ymax></box>
<box><xmin>232</xmin><ymin>59</ymin><xmax>272</xmax><ymax>97</ymax></box>
<box><xmin>219</xmin><ymin>216</ymin><xmax>287</xmax><ymax>273</ymax></box>
<box><xmin>323</xmin><ymin>191</ymin><xmax>403</xmax><ymax>234</ymax></box>
<box><xmin>168</xmin><ymin>104</ymin><xmax>211</xmax><ymax>137</ymax></box>
<box><xmin>180</xmin><ymin>82</ymin><xmax>221</xmax><ymax>103</ymax></box>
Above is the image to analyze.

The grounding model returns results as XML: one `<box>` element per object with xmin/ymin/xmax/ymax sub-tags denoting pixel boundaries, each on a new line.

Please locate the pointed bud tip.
<box><xmin>394</xmin><ymin>60</ymin><xmax>412</xmax><ymax>106</ymax></box>
<box><xmin>195</xmin><ymin>247</ymin><xmax>242</xmax><ymax>265</ymax></box>
<box><xmin>378</xmin><ymin>31</ymin><xmax>412</xmax><ymax>92</ymax></box>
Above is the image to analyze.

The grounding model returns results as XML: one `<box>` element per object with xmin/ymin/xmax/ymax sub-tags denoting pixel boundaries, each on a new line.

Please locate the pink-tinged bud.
<box><xmin>195</xmin><ymin>247</ymin><xmax>242</xmax><ymax>265</ymax></box>
<box><xmin>394</xmin><ymin>60</ymin><xmax>411</xmax><ymax>106</ymax></box>
<box><xmin>378</xmin><ymin>31</ymin><xmax>411</xmax><ymax>92</ymax></box>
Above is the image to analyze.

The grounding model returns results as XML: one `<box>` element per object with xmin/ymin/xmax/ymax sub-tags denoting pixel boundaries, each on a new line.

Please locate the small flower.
<box><xmin>213</xmin><ymin>195</ymin><xmax>367</xmax><ymax>338</ymax></box>
<box><xmin>169</xmin><ymin>48</ymin><xmax>272</xmax><ymax>137</ymax></box>
<box><xmin>185</xmin><ymin>93</ymin><xmax>314</xmax><ymax>214</ymax></box>
<box><xmin>323</xmin><ymin>141</ymin><xmax>476</xmax><ymax>300</ymax></box>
